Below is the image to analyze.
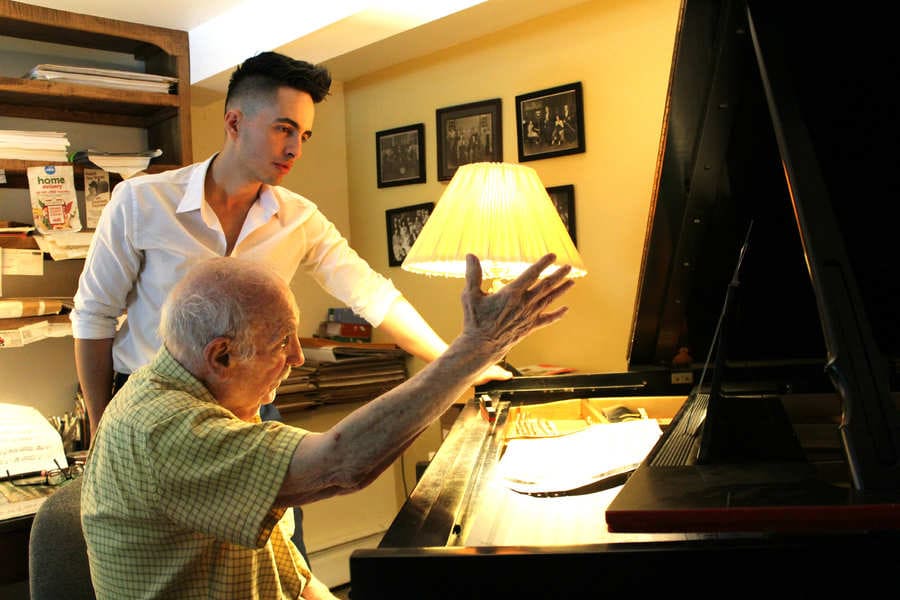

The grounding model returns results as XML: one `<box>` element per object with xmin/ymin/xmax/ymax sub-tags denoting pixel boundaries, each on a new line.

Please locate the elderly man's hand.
<box><xmin>459</xmin><ymin>253</ymin><xmax>574</xmax><ymax>367</ymax></box>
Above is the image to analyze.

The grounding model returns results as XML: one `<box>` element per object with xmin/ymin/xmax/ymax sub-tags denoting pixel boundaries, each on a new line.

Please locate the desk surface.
<box><xmin>1</xmin><ymin>480</ymin><xmax>55</xmax><ymax>522</ymax></box>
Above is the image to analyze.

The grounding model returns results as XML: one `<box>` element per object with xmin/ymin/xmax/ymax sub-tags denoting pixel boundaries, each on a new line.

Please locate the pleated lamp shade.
<box><xmin>401</xmin><ymin>162</ymin><xmax>587</xmax><ymax>280</ymax></box>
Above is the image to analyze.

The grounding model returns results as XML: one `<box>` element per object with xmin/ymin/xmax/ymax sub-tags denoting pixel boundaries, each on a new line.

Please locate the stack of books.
<box><xmin>274</xmin><ymin>338</ymin><xmax>409</xmax><ymax>413</ymax></box>
<box><xmin>315</xmin><ymin>307</ymin><xmax>372</xmax><ymax>342</ymax></box>
<box><xmin>0</xmin><ymin>130</ymin><xmax>70</xmax><ymax>162</ymax></box>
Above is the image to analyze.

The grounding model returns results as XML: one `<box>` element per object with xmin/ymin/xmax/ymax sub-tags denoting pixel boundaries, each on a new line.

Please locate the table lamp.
<box><xmin>401</xmin><ymin>162</ymin><xmax>587</xmax><ymax>287</ymax></box>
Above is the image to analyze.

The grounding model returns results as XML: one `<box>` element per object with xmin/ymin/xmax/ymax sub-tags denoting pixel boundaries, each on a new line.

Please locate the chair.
<box><xmin>28</xmin><ymin>477</ymin><xmax>96</xmax><ymax>600</ymax></box>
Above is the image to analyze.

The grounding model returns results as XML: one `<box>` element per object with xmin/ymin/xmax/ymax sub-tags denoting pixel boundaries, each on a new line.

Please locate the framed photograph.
<box><xmin>376</xmin><ymin>123</ymin><xmax>425</xmax><ymax>187</ymax></box>
<box><xmin>436</xmin><ymin>98</ymin><xmax>502</xmax><ymax>181</ymax></box>
<box><xmin>516</xmin><ymin>82</ymin><xmax>585</xmax><ymax>162</ymax></box>
<box><xmin>546</xmin><ymin>184</ymin><xmax>577</xmax><ymax>247</ymax></box>
<box><xmin>385</xmin><ymin>202</ymin><xmax>434</xmax><ymax>266</ymax></box>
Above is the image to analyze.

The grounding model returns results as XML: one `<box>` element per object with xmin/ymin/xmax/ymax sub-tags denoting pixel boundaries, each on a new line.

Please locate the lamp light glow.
<box><xmin>401</xmin><ymin>162</ymin><xmax>587</xmax><ymax>280</ymax></box>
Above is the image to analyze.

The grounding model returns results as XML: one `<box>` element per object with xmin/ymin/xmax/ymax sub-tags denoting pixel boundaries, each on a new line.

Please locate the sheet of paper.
<box><xmin>497</xmin><ymin>419</ymin><xmax>662</xmax><ymax>495</ymax></box>
<box><xmin>0</xmin><ymin>248</ymin><xmax>43</xmax><ymax>276</ymax></box>
<box><xmin>84</xmin><ymin>167</ymin><xmax>110</xmax><ymax>228</ymax></box>
<box><xmin>0</xmin><ymin>320</ymin><xmax>49</xmax><ymax>348</ymax></box>
<box><xmin>0</xmin><ymin>403</ymin><xmax>67</xmax><ymax>478</ymax></box>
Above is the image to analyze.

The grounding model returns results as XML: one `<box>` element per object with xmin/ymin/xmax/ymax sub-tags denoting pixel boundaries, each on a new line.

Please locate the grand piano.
<box><xmin>350</xmin><ymin>1</ymin><xmax>900</xmax><ymax>595</ymax></box>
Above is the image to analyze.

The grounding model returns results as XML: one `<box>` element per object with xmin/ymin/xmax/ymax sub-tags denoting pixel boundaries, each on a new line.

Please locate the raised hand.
<box><xmin>459</xmin><ymin>253</ymin><xmax>574</xmax><ymax>365</ymax></box>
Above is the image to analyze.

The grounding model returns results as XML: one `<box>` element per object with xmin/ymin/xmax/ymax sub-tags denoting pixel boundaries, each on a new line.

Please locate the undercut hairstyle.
<box><xmin>225</xmin><ymin>51</ymin><xmax>332</xmax><ymax>114</ymax></box>
<box><xmin>159</xmin><ymin>258</ymin><xmax>289</xmax><ymax>370</ymax></box>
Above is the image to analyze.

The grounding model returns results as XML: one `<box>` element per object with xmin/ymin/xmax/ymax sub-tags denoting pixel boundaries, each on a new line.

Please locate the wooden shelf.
<box><xmin>0</xmin><ymin>76</ymin><xmax>180</xmax><ymax>127</ymax></box>
<box><xmin>0</xmin><ymin>235</ymin><xmax>39</xmax><ymax>250</ymax></box>
<box><xmin>0</xmin><ymin>0</ymin><xmax>188</xmax><ymax>58</ymax></box>
<box><xmin>0</xmin><ymin>160</ymin><xmax>181</xmax><ymax>189</ymax></box>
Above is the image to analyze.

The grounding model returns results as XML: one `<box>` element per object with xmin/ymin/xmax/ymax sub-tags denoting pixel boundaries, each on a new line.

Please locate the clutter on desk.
<box><xmin>0</xmin><ymin>297</ymin><xmax>73</xmax><ymax>347</ymax></box>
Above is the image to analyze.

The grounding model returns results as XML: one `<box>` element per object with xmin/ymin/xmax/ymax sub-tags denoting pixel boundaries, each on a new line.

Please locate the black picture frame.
<box><xmin>546</xmin><ymin>184</ymin><xmax>577</xmax><ymax>247</ymax></box>
<box><xmin>385</xmin><ymin>202</ymin><xmax>434</xmax><ymax>266</ymax></box>
<box><xmin>516</xmin><ymin>82</ymin><xmax>585</xmax><ymax>162</ymax></box>
<box><xmin>436</xmin><ymin>98</ymin><xmax>502</xmax><ymax>181</ymax></box>
<box><xmin>376</xmin><ymin>123</ymin><xmax>426</xmax><ymax>187</ymax></box>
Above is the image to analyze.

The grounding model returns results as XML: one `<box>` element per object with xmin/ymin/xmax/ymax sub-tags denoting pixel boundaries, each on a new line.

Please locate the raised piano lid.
<box><xmin>607</xmin><ymin>0</ymin><xmax>900</xmax><ymax>535</ymax></box>
<box><xmin>625</xmin><ymin>0</ymin><xmax>899</xmax><ymax>486</ymax></box>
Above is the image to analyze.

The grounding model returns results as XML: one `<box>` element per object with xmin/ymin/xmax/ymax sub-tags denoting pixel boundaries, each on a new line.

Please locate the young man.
<box><xmin>71</xmin><ymin>51</ymin><xmax>509</xmax><ymax>441</ymax></box>
<box><xmin>70</xmin><ymin>52</ymin><xmax>510</xmax><ymax>559</ymax></box>
<box><xmin>81</xmin><ymin>253</ymin><xmax>572</xmax><ymax>599</ymax></box>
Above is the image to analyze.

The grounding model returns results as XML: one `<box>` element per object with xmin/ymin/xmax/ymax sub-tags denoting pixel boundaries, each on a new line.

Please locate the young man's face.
<box><xmin>234</xmin><ymin>87</ymin><xmax>315</xmax><ymax>185</ymax></box>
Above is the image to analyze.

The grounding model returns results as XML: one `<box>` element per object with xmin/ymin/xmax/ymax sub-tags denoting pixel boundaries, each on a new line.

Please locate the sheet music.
<box><xmin>0</xmin><ymin>403</ymin><xmax>67</xmax><ymax>478</ymax></box>
<box><xmin>497</xmin><ymin>419</ymin><xmax>662</xmax><ymax>495</ymax></box>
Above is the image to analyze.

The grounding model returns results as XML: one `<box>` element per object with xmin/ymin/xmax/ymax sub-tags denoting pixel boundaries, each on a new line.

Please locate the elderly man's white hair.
<box><xmin>159</xmin><ymin>257</ymin><xmax>293</xmax><ymax>371</ymax></box>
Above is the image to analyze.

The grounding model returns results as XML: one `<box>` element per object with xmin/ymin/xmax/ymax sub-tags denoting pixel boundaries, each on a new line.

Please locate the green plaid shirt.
<box><xmin>82</xmin><ymin>347</ymin><xmax>309</xmax><ymax>599</ymax></box>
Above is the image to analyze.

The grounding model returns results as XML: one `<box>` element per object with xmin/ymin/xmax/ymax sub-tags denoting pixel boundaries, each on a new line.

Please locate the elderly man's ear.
<box><xmin>204</xmin><ymin>337</ymin><xmax>232</xmax><ymax>374</ymax></box>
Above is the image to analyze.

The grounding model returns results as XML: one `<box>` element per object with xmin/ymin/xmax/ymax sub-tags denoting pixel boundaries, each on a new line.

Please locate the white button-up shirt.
<box><xmin>71</xmin><ymin>155</ymin><xmax>401</xmax><ymax>374</ymax></box>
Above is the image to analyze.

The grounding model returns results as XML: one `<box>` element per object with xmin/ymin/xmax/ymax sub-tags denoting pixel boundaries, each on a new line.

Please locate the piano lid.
<box><xmin>624</xmin><ymin>0</ymin><xmax>900</xmax><ymax>491</ymax></box>
<box><xmin>628</xmin><ymin>0</ymin><xmax>900</xmax><ymax>387</ymax></box>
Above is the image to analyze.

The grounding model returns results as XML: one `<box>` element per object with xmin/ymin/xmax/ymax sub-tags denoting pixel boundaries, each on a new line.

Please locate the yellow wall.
<box><xmin>344</xmin><ymin>0</ymin><xmax>680</xmax><ymax>375</ymax></box>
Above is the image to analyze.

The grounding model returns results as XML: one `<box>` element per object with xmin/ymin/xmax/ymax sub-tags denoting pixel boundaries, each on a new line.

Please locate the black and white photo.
<box><xmin>385</xmin><ymin>202</ymin><xmax>434</xmax><ymax>266</ymax></box>
<box><xmin>436</xmin><ymin>99</ymin><xmax>502</xmax><ymax>181</ymax></box>
<box><xmin>376</xmin><ymin>123</ymin><xmax>425</xmax><ymax>187</ymax></box>
<box><xmin>546</xmin><ymin>184</ymin><xmax>577</xmax><ymax>247</ymax></box>
<box><xmin>516</xmin><ymin>82</ymin><xmax>585</xmax><ymax>162</ymax></box>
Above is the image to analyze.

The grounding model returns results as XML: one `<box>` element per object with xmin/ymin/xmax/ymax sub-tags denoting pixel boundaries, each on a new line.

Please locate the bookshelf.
<box><xmin>0</xmin><ymin>0</ymin><xmax>193</xmax><ymax>188</ymax></box>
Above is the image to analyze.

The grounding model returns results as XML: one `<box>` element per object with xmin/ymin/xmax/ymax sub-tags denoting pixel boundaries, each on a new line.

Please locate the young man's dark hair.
<box><xmin>225</xmin><ymin>51</ymin><xmax>332</xmax><ymax>110</ymax></box>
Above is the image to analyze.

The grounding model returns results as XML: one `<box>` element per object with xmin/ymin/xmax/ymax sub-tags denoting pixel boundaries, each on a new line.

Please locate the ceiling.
<box><xmin>15</xmin><ymin>0</ymin><xmax>591</xmax><ymax>98</ymax></box>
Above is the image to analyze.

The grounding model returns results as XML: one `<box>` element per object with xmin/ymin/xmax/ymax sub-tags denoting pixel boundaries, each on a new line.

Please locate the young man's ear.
<box><xmin>223</xmin><ymin>109</ymin><xmax>242</xmax><ymax>138</ymax></box>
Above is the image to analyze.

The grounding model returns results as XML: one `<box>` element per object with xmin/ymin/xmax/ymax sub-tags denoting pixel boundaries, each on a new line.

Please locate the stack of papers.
<box><xmin>273</xmin><ymin>338</ymin><xmax>410</xmax><ymax>412</ymax></box>
<box><xmin>34</xmin><ymin>231</ymin><xmax>93</xmax><ymax>260</ymax></box>
<box><xmin>0</xmin><ymin>297</ymin><xmax>73</xmax><ymax>347</ymax></box>
<box><xmin>0</xmin><ymin>130</ymin><xmax>69</xmax><ymax>162</ymax></box>
<box><xmin>28</xmin><ymin>64</ymin><xmax>178</xmax><ymax>94</ymax></box>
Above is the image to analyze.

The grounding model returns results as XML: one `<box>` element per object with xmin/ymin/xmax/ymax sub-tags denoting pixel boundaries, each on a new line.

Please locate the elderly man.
<box><xmin>81</xmin><ymin>253</ymin><xmax>573</xmax><ymax>599</ymax></box>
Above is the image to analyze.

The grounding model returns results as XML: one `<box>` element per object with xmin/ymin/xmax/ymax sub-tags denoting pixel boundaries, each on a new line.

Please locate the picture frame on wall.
<box><xmin>516</xmin><ymin>82</ymin><xmax>585</xmax><ymax>162</ymax></box>
<box><xmin>436</xmin><ymin>98</ymin><xmax>502</xmax><ymax>181</ymax></box>
<box><xmin>385</xmin><ymin>202</ymin><xmax>434</xmax><ymax>266</ymax></box>
<box><xmin>546</xmin><ymin>184</ymin><xmax>577</xmax><ymax>247</ymax></box>
<box><xmin>376</xmin><ymin>123</ymin><xmax>426</xmax><ymax>187</ymax></box>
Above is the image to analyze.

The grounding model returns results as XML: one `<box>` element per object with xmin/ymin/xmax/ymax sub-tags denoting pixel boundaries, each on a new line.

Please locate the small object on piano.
<box><xmin>479</xmin><ymin>394</ymin><xmax>496</xmax><ymax>423</ymax></box>
<box><xmin>672</xmin><ymin>346</ymin><xmax>693</xmax><ymax>367</ymax></box>
<box><xmin>601</xmin><ymin>405</ymin><xmax>646</xmax><ymax>423</ymax></box>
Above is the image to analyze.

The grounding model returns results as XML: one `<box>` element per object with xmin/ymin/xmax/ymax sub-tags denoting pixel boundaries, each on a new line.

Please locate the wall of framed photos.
<box><xmin>343</xmin><ymin>0</ymin><xmax>681</xmax><ymax>375</ymax></box>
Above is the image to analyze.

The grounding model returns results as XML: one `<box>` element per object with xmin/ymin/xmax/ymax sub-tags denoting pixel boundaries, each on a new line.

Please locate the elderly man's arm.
<box><xmin>277</xmin><ymin>253</ymin><xmax>573</xmax><ymax>506</ymax></box>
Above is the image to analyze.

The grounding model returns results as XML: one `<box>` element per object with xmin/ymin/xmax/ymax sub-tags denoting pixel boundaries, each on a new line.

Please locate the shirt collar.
<box><xmin>175</xmin><ymin>154</ymin><xmax>279</xmax><ymax>218</ymax></box>
<box><xmin>176</xmin><ymin>154</ymin><xmax>215</xmax><ymax>214</ymax></box>
<box><xmin>148</xmin><ymin>346</ymin><xmax>216</xmax><ymax>404</ymax></box>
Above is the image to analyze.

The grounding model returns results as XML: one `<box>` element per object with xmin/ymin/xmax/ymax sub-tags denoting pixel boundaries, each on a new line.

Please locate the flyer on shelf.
<box><xmin>27</xmin><ymin>165</ymin><xmax>81</xmax><ymax>234</ymax></box>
